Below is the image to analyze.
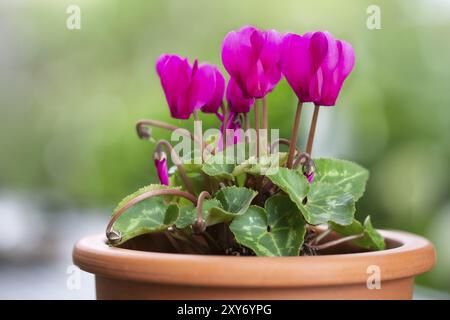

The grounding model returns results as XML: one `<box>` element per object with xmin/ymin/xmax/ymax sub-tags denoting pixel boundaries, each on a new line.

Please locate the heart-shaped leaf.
<box><xmin>330</xmin><ymin>216</ymin><xmax>385</xmax><ymax>250</ymax></box>
<box><xmin>206</xmin><ymin>186</ymin><xmax>258</xmax><ymax>226</ymax></box>
<box><xmin>267</xmin><ymin>168</ymin><xmax>355</xmax><ymax>225</ymax></box>
<box><xmin>230</xmin><ymin>195</ymin><xmax>306</xmax><ymax>256</ymax></box>
<box><xmin>112</xmin><ymin>184</ymin><xmax>178</xmax><ymax>216</ymax></box>
<box><xmin>110</xmin><ymin>195</ymin><xmax>179</xmax><ymax>246</ymax></box>
<box><xmin>301</xmin><ymin>181</ymin><xmax>355</xmax><ymax>225</ymax></box>
<box><xmin>313</xmin><ymin>158</ymin><xmax>369</xmax><ymax>201</ymax></box>
<box><xmin>266</xmin><ymin>167</ymin><xmax>309</xmax><ymax>207</ymax></box>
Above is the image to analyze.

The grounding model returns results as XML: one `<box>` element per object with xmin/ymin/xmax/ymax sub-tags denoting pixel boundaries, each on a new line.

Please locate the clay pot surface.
<box><xmin>73</xmin><ymin>230</ymin><xmax>435</xmax><ymax>300</ymax></box>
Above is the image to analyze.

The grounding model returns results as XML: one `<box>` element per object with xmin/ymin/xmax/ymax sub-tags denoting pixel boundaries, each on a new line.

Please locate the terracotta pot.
<box><xmin>73</xmin><ymin>230</ymin><xmax>435</xmax><ymax>300</ymax></box>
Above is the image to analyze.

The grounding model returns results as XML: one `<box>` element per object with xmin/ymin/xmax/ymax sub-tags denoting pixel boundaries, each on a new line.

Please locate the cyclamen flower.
<box><xmin>222</xmin><ymin>25</ymin><xmax>282</xmax><ymax>99</ymax></box>
<box><xmin>154</xmin><ymin>152</ymin><xmax>169</xmax><ymax>185</ymax></box>
<box><xmin>156</xmin><ymin>54</ymin><xmax>225</xmax><ymax>119</ymax></box>
<box><xmin>311</xmin><ymin>38</ymin><xmax>355</xmax><ymax>106</ymax></box>
<box><xmin>226</xmin><ymin>77</ymin><xmax>254</xmax><ymax>114</ymax></box>
<box><xmin>197</xmin><ymin>64</ymin><xmax>225</xmax><ymax>114</ymax></box>
<box><xmin>281</xmin><ymin>31</ymin><xmax>355</xmax><ymax>106</ymax></box>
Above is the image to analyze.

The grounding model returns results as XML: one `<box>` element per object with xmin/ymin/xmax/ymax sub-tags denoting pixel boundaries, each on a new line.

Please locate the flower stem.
<box><xmin>192</xmin><ymin>110</ymin><xmax>204</xmax><ymax>163</ymax></box>
<box><xmin>270</xmin><ymin>138</ymin><xmax>302</xmax><ymax>155</ymax></box>
<box><xmin>156</xmin><ymin>140</ymin><xmax>195</xmax><ymax>195</ymax></box>
<box><xmin>306</xmin><ymin>234</ymin><xmax>364</xmax><ymax>251</ymax></box>
<box><xmin>193</xmin><ymin>110</ymin><xmax>200</xmax><ymax>121</ymax></box>
<box><xmin>254</xmin><ymin>100</ymin><xmax>260</xmax><ymax>158</ymax></box>
<box><xmin>262</xmin><ymin>97</ymin><xmax>268</xmax><ymax>154</ymax></box>
<box><xmin>306</xmin><ymin>104</ymin><xmax>320</xmax><ymax>155</ymax></box>
<box><xmin>287</xmin><ymin>100</ymin><xmax>303</xmax><ymax>168</ymax></box>
<box><xmin>222</xmin><ymin>107</ymin><xmax>229</xmax><ymax>150</ymax></box>
<box><xmin>136</xmin><ymin>119</ymin><xmax>194</xmax><ymax>142</ymax></box>
<box><xmin>244</xmin><ymin>112</ymin><xmax>250</xmax><ymax>143</ymax></box>
<box><xmin>193</xmin><ymin>191</ymin><xmax>211</xmax><ymax>234</ymax></box>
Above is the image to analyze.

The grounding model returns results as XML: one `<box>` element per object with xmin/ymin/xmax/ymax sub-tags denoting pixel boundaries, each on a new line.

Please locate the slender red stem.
<box><xmin>193</xmin><ymin>191</ymin><xmax>211</xmax><ymax>234</ymax></box>
<box><xmin>262</xmin><ymin>97</ymin><xmax>268</xmax><ymax>154</ymax></box>
<box><xmin>307</xmin><ymin>234</ymin><xmax>364</xmax><ymax>251</ymax></box>
<box><xmin>306</xmin><ymin>104</ymin><xmax>320</xmax><ymax>155</ymax></box>
<box><xmin>136</xmin><ymin>119</ymin><xmax>194</xmax><ymax>141</ymax></box>
<box><xmin>222</xmin><ymin>107</ymin><xmax>229</xmax><ymax>150</ymax></box>
<box><xmin>254</xmin><ymin>100</ymin><xmax>260</xmax><ymax>158</ymax></box>
<box><xmin>287</xmin><ymin>101</ymin><xmax>303</xmax><ymax>168</ymax></box>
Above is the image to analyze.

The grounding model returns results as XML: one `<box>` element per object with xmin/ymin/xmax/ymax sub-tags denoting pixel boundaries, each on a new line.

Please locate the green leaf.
<box><xmin>266</xmin><ymin>167</ymin><xmax>310</xmax><ymax>207</ymax></box>
<box><xmin>313</xmin><ymin>158</ymin><xmax>369</xmax><ymax>201</ymax></box>
<box><xmin>112</xmin><ymin>184</ymin><xmax>178</xmax><ymax>216</ymax></box>
<box><xmin>201</xmin><ymin>162</ymin><xmax>235</xmax><ymax>180</ymax></box>
<box><xmin>110</xmin><ymin>195</ymin><xmax>179</xmax><ymax>246</ymax></box>
<box><xmin>170</xmin><ymin>168</ymin><xmax>207</xmax><ymax>197</ymax></box>
<box><xmin>201</xmin><ymin>142</ymin><xmax>249</xmax><ymax>180</ymax></box>
<box><xmin>267</xmin><ymin>168</ymin><xmax>355</xmax><ymax>225</ymax></box>
<box><xmin>330</xmin><ymin>216</ymin><xmax>385</xmax><ymax>250</ymax></box>
<box><xmin>201</xmin><ymin>150</ymin><xmax>236</xmax><ymax>180</ymax></box>
<box><xmin>232</xmin><ymin>152</ymin><xmax>288</xmax><ymax>176</ymax></box>
<box><xmin>206</xmin><ymin>186</ymin><xmax>258</xmax><ymax>226</ymax></box>
<box><xmin>301</xmin><ymin>182</ymin><xmax>355</xmax><ymax>225</ymax></box>
<box><xmin>175</xmin><ymin>198</ymin><xmax>222</xmax><ymax>229</ymax></box>
<box><xmin>173</xmin><ymin>187</ymin><xmax>258</xmax><ymax>229</ymax></box>
<box><xmin>173</xmin><ymin>203</ymin><xmax>196</xmax><ymax>229</ymax></box>
<box><xmin>230</xmin><ymin>195</ymin><xmax>306</xmax><ymax>256</ymax></box>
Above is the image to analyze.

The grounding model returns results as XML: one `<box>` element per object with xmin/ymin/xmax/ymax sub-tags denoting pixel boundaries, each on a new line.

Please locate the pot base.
<box><xmin>95</xmin><ymin>275</ymin><xmax>414</xmax><ymax>300</ymax></box>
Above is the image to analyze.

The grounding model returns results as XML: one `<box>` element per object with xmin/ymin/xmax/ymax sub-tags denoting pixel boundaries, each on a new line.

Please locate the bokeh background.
<box><xmin>0</xmin><ymin>0</ymin><xmax>449</xmax><ymax>299</ymax></box>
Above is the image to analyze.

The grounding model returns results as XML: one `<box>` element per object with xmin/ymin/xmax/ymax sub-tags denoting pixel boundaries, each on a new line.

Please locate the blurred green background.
<box><xmin>0</xmin><ymin>0</ymin><xmax>449</xmax><ymax>295</ymax></box>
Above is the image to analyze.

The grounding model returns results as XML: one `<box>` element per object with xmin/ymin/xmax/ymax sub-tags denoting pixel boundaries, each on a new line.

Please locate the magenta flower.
<box><xmin>154</xmin><ymin>152</ymin><xmax>169</xmax><ymax>186</ymax></box>
<box><xmin>196</xmin><ymin>64</ymin><xmax>226</xmax><ymax>114</ymax></box>
<box><xmin>311</xmin><ymin>39</ymin><xmax>355</xmax><ymax>106</ymax></box>
<box><xmin>281</xmin><ymin>31</ymin><xmax>354</xmax><ymax>106</ymax></box>
<box><xmin>226</xmin><ymin>77</ymin><xmax>254</xmax><ymax>114</ymax></box>
<box><xmin>156</xmin><ymin>54</ymin><xmax>224</xmax><ymax>119</ymax></box>
<box><xmin>222</xmin><ymin>26</ymin><xmax>282</xmax><ymax>99</ymax></box>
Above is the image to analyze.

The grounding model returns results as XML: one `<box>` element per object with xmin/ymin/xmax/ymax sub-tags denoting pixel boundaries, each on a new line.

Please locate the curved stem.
<box><xmin>193</xmin><ymin>191</ymin><xmax>211</xmax><ymax>234</ymax></box>
<box><xmin>306</xmin><ymin>104</ymin><xmax>320</xmax><ymax>155</ymax></box>
<box><xmin>287</xmin><ymin>101</ymin><xmax>303</xmax><ymax>168</ymax></box>
<box><xmin>136</xmin><ymin>119</ymin><xmax>194</xmax><ymax>141</ymax></box>
<box><xmin>156</xmin><ymin>140</ymin><xmax>195</xmax><ymax>195</ymax></box>
<box><xmin>137</xmin><ymin>119</ymin><xmax>213</xmax><ymax>160</ymax></box>
<box><xmin>270</xmin><ymin>138</ymin><xmax>303</xmax><ymax>154</ymax></box>
<box><xmin>105</xmin><ymin>189</ymin><xmax>197</xmax><ymax>243</ymax></box>
<box><xmin>306</xmin><ymin>234</ymin><xmax>364</xmax><ymax>251</ymax></box>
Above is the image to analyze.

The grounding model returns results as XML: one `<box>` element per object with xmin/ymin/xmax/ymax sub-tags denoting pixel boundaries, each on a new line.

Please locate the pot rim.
<box><xmin>73</xmin><ymin>230</ymin><xmax>436</xmax><ymax>288</ymax></box>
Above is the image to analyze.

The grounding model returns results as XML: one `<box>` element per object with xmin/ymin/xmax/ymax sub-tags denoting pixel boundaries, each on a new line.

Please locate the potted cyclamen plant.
<box><xmin>73</xmin><ymin>26</ymin><xmax>435</xmax><ymax>300</ymax></box>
